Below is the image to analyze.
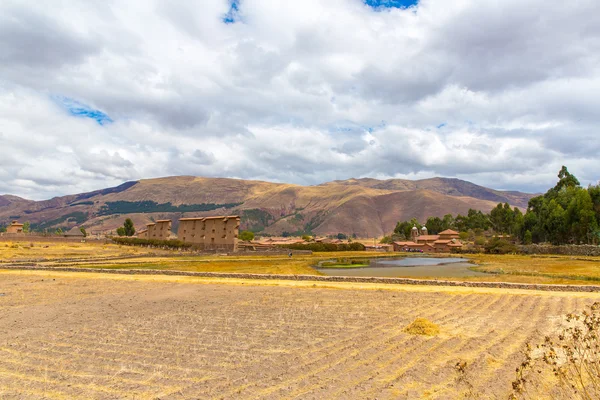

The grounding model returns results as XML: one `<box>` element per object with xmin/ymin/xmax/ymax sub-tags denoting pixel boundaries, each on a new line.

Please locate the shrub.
<box><xmin>279</xmin><ymin>242</ymin><xmax>366</xmax><ymax>252</ymax></box>
<box><xmin>484</xmin><ymin>237</ymin><xmax>519</xmax><ymax>254</ymax></box>
<box><xmin>511</xmin><ymin>302</ymin><xmax>600</xmax><ymax>399</ymax></box>
<box><xmin>111</xmin><ymin>237</ymin><xmax>193</xmax><ymax>249</ymax></box>
<box><xmin>474</xmin><ymin>236</ymin><xmax>486</xmax><ymax>246</ymax></box>
<box><xmin>239</xmin><ymin>230</ymin><xmax>255</xmax><ymax>241</ymax></box>
<box><xmin>380</xmin><ymin>236</ymin><xmax>393</xmax><ymax>244</ymax></box>
<box><xmin>404</xmin><ymin>318</ymin><xmax>440</xmax><ymax>336</ymax></box>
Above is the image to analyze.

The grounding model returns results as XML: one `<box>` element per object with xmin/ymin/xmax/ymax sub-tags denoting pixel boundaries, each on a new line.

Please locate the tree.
<box><xmin>379</xmin><ymin>236</ymin><xmax>393</xmax><ymax>244</ymax></box>
<box><xmin>523</xmin><ymin>230</ymin><xmax>533</xmax><ymax>245</ymax></box>
<box><xmin>442</xmin><ymin>214</ymin><xmax>455</xmax><ymax>230</ymax></box>
<box><xmin>336</xmin><ymin>233</ymin><xmax>348</xmax><ymax>240</ymax></box>
<box><xmin>55</xmin><ymin>228</ymin><xmax>63</xmax><ymax>235</ymax></box>
<box><xmin>23</xmin><ymin>221</ymin><xmax>30</xmax><ymax>233</ymax></box>
<box><xmin>116</xmin><ymin>227</ymin><xmax>126</xmax><ymax>236</ymax></box>
<box><xmin>544</xmin><ymin>200</ymin><xmax>567</xmax><ymax>245</ymax></box>
<box><xmin>425</xmin><ymin>217</ymin><xmax>443</xmax><ymax>235</ymax></box>
<box><xmin>394</xmin><ymin>218</ymin><xmax>422</xmax><ymax>240</ymax></box>
<box><xmin>0</xmin><ymin>225</ymin><xmax>5</xmax><ymax>233</ymax></box>
<box><xmin>239</xmin><ymin>230</ymin><xmax>255</xmax><ymax>241</ymax></box>
<box><xmin>80</xmin><ymin>227</ymin><xmax>87</xmax><ymax>237</ymax></box>
<box><xmin>123</xmin><ymin>218</ymin><xmax>135</xmax><ymax>237</ymax></box>
<box><xmin>302</xmin><ymin>235</ymin><xmax>312</xmax><ymax>242</ymax></box>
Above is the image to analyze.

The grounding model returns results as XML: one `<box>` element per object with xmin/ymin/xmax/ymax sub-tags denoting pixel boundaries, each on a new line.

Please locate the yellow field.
<box><xmin>2</xmin><ymin>240</ymin><xmax>600</xmax><ymax>285</ymax></box>
<box><xmin>0</xmin><ymin>240</ymin><xmax>165</xmax><ymax>260</ymax></box>
<box><xmin>1</xmin><ymin>269</ymin><xmax>597</xmax><ymax>399</ymax></box>
<box><xmin>467</xmin><ymin>254</ymin><xmax>600</xmax><ymax>284</ymax></box>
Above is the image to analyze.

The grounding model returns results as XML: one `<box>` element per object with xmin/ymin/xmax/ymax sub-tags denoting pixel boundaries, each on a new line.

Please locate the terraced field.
<box><xmin>0</xmin><ymin>270</ymin><xmax>597</xmax><ymax>399</ymax></box>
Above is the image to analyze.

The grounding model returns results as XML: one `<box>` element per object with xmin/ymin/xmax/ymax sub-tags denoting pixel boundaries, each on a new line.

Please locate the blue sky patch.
<box><xmin>437</xmin><ymin>123</ymin><xmax>447</xmax><ymax>129</ymax></box>
<box><xmin>364</xmin><ymin>0</ymin><xmax>418</xmax><ymax>10</ymax></box>
<box><xmin>53</xmin><ymin>96</ymin><xmax>113</xmax><ymax>125</ymax></box>
<box><xmin>223</xmin><ymin>0</ymin><xmax>240</xmax><ymax>24</ymax></box>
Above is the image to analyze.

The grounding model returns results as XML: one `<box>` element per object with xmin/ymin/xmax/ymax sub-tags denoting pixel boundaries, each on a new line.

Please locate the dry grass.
<box><xmin>404</xmin><ymin>318</ymin><xmax>441</xmax><ymax>336</ymax></box>
<box><xmin>467</xmin><ymin>254</ymin><xmax>600</xmax><ymax>284</ymax></box>
<box><xmin>3</xmin><ymin>241</ymin><xmax>600</xmax><ymax>286</ymax></box>
<box><xmin>1</xmin><ymin>270</ymin><xmax>596</xmax><ymax>399</ymax></box>
<box><xmin>0</xmin><ymin>240</ymin><xmax>164</xmax><ymax>261</ymax></box>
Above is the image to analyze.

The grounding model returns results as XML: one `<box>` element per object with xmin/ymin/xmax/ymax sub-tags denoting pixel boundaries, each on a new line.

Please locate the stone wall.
<box><xmin>2</xmin><ymin>265</ymin><xmax>600</xmax><ymax>293</ymax></box>
<box><xmin>519</xmin><ymin>244</ymin><xmax>600</xmax><ymax>256</ymax></box>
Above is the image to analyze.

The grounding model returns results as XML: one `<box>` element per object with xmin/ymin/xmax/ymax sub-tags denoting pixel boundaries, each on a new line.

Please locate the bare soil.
<box><xmin>0</xmin><ymin>271</ymin><xmax>596</xmax><ymax>399</ymax></box>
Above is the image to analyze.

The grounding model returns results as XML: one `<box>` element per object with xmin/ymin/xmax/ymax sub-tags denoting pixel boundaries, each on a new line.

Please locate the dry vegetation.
<box><xmin>0</xmin><ymin>240</ymin><xmax>165</xmax><ymax>261</ymax></box>
<box><xmin>1</xmin><ymin>269</ymin><xmax>598</xmax><ymax>399</ymax></box>
<box><xmin>4</xmin><ymin>240</ymin><xmax>600</xmax><ymax>286</ymax></box>
<box><xmin>467</xmin><ymin>254</ymin><xmax>600</xmax><ymax>284</ymax></box>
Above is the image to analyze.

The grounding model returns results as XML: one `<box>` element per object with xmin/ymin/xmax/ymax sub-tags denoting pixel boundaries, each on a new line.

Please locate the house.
<box><xmin>365</xmin><ymin>244</ymin><xmax>393</xmax><ymax>252</ymax></box>
<box><xmin>64</xmin><ymin>227</ymin><xmax>85</xmax><ymax>238</ymax></box>
<box><xmin>394</xmin><ymin>226</ymin><xmax>463</xmax><ymax>253</ymax></box>
<box><xmin>178</xmin><ymin>216</ymin><xmax>240</xmax><ymax>251</ymax></box>
<box><xmin>146</xmin><ymin>220</ymin><xmax>172</xmax><ymax>240</ymax></box>
<box><xmin>136</xmin><ymin>229</ymin><xmax>148</xmax><ymax>239</ymax></box>
<box><xmin>6</xmin><ymin>221</ymin><xmax>24</xmax><ymax>234</ymax></box>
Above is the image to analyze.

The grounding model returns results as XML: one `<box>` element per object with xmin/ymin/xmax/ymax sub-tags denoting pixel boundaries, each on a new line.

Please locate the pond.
<box><xmin>316</xmin><ymin>257</ymin><xmax>488</xmax><ymax>278</ymax></box>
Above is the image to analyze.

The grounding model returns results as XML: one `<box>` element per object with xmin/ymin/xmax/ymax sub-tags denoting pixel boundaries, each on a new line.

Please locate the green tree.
<box><xmin>379</xmin><ymin>236</ymin><xmax>393</xmax><ymax>244</ymax></box>
<box><xmin>523</xmin><ymin>230</ymin><xmax>533</xmax><ymax>245</ymax></box>
<box><xmin>23</xmin><ymin>221</ymin><xmax>30</xmax><ymax>233</ymax></box>
<box><xmin>302</xmin><ymin>235</ymin><xmax>312</xmax><ymax>242</ymax></box>
<box><xmin>55</xmin><ymin>228</ymin><xmax>63</xmax><ymax>235</ymax></box>
<box><xmin>123</xmin><ymin>218</ymin><xmax>135</xmax><ymax>236</ymax></box>
<box><xmin>512</xmin><ymin>207</ymin><xmax>524</xmax><ymax>239</ymax></box>
<box><xmin>336</xmin><ymin>233</ymin><xmax>348</xmax><ymax>240</ymax></box>
<box><xmin>239</xmin><ymin>230</ymin><xmax>255</xmax><ymax>241</ymax></box>
<box><xmin>490</xmin><ymin>203</ymin><xmax>505</xmax><ymax>233</ymax></box>
<box><xmin>442</xmin><ymin>214</ymin><xmax>455</xmax><ymax>230</ymax></box>
<box><xmin>0</xmin><ymin>225</ymin><xmax>6</xmax><ymax>233</ymax></box>
<box><xmin>394</xmin><ymin>218</ymin><xmax>422</xmax><ymax>240</ymax></box>
<box><xmin>80</xmin><ymin>227</ymin><xmax>87</xmax><ymax>237</ymax></box>
<box><xmin>116</xmin><ymin>227</ymin><xmax>126</xmax><ymax>236</ymax></box>
<box><xmin>425</xmin><ymin>216</ymin><xmax>443</xmax><ymax>234</ymax></box>
<box><xmin>544</xmin><ymin>200</ymin><xmax>567</xmax><ymax>245</ymax></box>
<box><xmin>566</xmin><ymin>189</ymin><xmax>597</xmax><ymax>244</ymax></box>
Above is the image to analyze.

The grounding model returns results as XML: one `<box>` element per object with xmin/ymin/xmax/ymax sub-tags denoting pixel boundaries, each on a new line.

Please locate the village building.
<box><xmin>6</xmin><ymin>220</ymin><xmax>24</xmax><ymax>234</ymax></box>
<box><xmin>394</xmin><ymin>226</ymin><xmax>463</xmax><ymax>253</ymax></box>
<box><xmin>146</xmin><ymin>220</ymin><xmax>172</xmax><ymax>240</ymax></box>
<box><xmin>136</xmin><ymin>228</ymin><xmax>148</xmax><ymax>239</ymax></box>
<box><xmin>178</xmin><ymin>216</ymin><xmax>240</xmax><ymax>251</ymax></box>
<box><xmin>64</xmin><ymin>227</ymin><xmax>85</xmax><ymax>238</ymax></box>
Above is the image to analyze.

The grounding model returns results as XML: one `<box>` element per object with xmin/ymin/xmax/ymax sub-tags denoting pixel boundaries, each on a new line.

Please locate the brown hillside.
<box><xmin>0</xmin><ymin>176</ymin><xmax>535</xmax><ymax>236</ymax></box>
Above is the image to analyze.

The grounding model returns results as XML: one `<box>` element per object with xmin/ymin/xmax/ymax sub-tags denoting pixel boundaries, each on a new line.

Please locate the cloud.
<box><xmin>0</xmin><ymin>0</ymin><xmax>599</xmax><ymax>199</ymax></box>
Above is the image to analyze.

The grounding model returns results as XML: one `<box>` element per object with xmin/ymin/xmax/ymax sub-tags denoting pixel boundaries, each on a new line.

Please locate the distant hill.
<box><xmin>0</xmin><ymin>176</ymin><xmax>535</xmax><ymax>237</ymax></box>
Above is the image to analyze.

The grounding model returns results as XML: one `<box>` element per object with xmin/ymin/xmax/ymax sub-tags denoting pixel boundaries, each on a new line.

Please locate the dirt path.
<box><xmin>0</xmin><ymin>270</ymin><xmax>597</xmax><ymax>399</ymax></box>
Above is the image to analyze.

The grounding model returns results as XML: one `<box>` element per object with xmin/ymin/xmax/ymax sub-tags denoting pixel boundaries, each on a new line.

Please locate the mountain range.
<box><xmin>0</xmin><ymin>176</ymin><xmax>535</xmax><ymax>237</ymax></box>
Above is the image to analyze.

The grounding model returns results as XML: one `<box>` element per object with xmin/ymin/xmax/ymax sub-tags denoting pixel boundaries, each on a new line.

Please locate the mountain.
<box><xmin>0</xmin><ymin>176</ymin><xmax>535</xmax><ymax>237</ymax></box>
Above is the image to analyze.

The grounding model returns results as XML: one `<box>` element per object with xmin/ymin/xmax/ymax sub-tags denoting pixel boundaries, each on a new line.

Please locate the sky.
<box><xmin>1</xmin><ymin>0</ymin><xmax>599</xmax><ymax>200</ymax></box>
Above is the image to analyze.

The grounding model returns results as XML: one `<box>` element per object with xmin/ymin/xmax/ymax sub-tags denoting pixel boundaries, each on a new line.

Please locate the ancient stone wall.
<box><xmin>3</xmin><ymin>265</ymin><xmax>600</xmax><ymax>293</ymax></box>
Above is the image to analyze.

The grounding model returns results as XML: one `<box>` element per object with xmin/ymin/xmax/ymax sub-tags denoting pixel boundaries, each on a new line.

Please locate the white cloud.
<box><xmin>0</xmin><ymin>0</ymin><xmax>599</xmax><ymax>199</ymax></box>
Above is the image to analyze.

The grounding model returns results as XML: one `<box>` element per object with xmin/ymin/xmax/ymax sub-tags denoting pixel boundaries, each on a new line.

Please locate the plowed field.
<box><xmin>1</xmin><ymin>270</ymin><xmax>597</xmax><ymax>399</ymax></box>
